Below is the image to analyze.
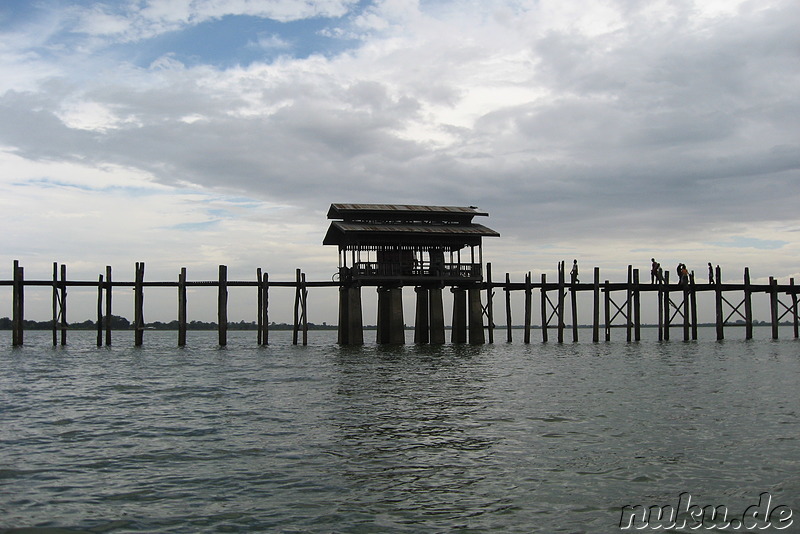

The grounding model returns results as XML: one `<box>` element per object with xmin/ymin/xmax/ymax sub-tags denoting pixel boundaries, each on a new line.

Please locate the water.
<box><xmin>1</xmin><ymin>329</ymin><xmax>798</xmax><ymax>533</ymax></box>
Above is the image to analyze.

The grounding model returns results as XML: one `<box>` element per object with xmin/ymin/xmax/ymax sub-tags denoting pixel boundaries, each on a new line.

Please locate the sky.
<box><xmin>1</xmin><ymin>0</ymin><xmax>798</xmax><ymax>325</ymax></box>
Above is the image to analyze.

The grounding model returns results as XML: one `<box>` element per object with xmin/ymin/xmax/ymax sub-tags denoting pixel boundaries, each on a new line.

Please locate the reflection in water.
<box><xmin>0</xmin><ymin>329</ymin><xmax>797</xmax><ymax>532</ymax></box>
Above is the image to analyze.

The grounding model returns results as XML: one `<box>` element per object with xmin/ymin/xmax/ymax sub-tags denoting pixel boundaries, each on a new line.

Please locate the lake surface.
<box><xmin>1</xmin><ymin>328</ymin><xmax>798</xmax><ymax>532</ymax></box>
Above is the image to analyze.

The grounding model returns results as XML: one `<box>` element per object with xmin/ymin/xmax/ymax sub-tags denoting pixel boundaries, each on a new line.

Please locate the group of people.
<box><xmin>650</xmin><ymin>258</ymin><xmax>718</xmax><ymax>285</ymax></box>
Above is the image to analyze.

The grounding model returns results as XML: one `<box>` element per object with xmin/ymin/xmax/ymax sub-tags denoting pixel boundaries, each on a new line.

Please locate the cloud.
<box><xmin>1</xmin><ymin>0</ymin><xmax>799</xmax><ymax>321</ymax></box>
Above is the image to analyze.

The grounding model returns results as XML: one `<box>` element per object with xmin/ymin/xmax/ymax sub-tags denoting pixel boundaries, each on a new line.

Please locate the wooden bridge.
<box><xmin>3</xmin><ymin>259</ymin><xmax>798</xmax><ymax>347</ymax></box>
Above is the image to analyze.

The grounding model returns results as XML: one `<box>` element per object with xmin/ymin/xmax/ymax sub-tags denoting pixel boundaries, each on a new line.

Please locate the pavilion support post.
<box><xmin>377</xmin><ymin>287</ymin><xmax>404</xmax><ymax>344</ymax></box>
<box><xmin>769</xmin><ymin>276</ymin><xmax>779</xmax><ymax>340</ymax></box>
<box><xmin>744</xmin><ymin>268</ymin><xmax>753</xmax><ymax>340</ymax></box>
<box><xmin>178</xmin><ymin>267</ymin><xmax>187</xmax><ymax>347</ymax></box>
<box><xmin>218</xmin><ymin>265</ymin><xmax>228</xmax><ymax>347</ymax></box>
<box><xmin>134</xmin><ymin>262</ymin><xmax>144</xmax><ymax>347</ymax></box>
<box><xmin>429</xmin><ymin>287</ymin><xmax>445</xmax><ymax>344</ymax></box>
<box><xmin>105</xmin><ymin>266</ymin><xmax>112</xmax><ymax>346</ymax></box>
<box><xmin>414</xmin><ymin>287</ymin><xmax>430</xmax><ymax>344</ymax></box>
<box><xmin>626</xmin><ymin>265</ymin><xmax>633</xmax><ymax>343</ymax></box>
<box><xmin>486</xmin><ymin>263</ymin><xmax>494</xmax><ymax>344</ymax></box>
<box><xmin>97</xmin><ymin>274</ymin><xmax>103</xmax><ymax>347</ymax></box>
<box><xmin>451</xmin><ymin>287</ymin><xmax>468</xmax><ymax>344</ymax></box>
<box><xmin>633</xmin><ymin>268</ymin><xmax>641</xmax><ymax>342</ymax></box>
<box><xmin>715</xmin><ymin>266</ymin><xmax>724</xmax><ymax>341</ymax></box>
<box><xmin>12</xmin><ymin>260</ymin><xmax>23</xmax><ymax>347</ymax></box>
<box><xmin>468</xmin><ymin>286</ymin><xmax>485</xmax><ymax>344</ymax></box>
<box><xmin>690</xmin><ymin>272</ymin><xmax>698</xmax><ymax>341</ymax></box>
<box><xmin>604</xmin><ymin>280</ymin><xmax>611</xmax><ymax>342</ymax></box>
<box><xmin>505</xmin><ymin>273</ymin><xmax>513</xmax><ymax>343</ymax></box>
<box><xmin>592</xmin><ymin>267</ymin><xmax>600</xmax><ymax>343</ymax></box>
<box><xmin>663</xmin><ymin>271</ymin><xmax>671</xmax><ymax>341</ymax></box>
<box><xmin>60</xmin><ymin>263</ymin><xmax>67</xmax><ymax>346</ymax></box>
<box><xmin>524</xmin><ymin>272</ymin><xmax>532</xmax><ymax>344</ymax></box>
<box><xmin>557</xmin><ymin>262</ymin><xmax>565</xmax><ymax>343</ymax></box>
<box><xmin>541</xmin><ymin>273</ymin><xmax>548</xmax><ymax>343</ymax></box>
<box><xmin>347</xmin><ymin>286</ymin><xmax>363</xmax><ymax>345</ymax></box>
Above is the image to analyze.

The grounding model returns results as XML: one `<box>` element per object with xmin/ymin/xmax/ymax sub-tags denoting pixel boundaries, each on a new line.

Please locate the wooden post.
<box><xmin>633</xmin><ymin>268</ymin><xmax>641</xmax><ymax>342</ymax></box>
<box><xmin>257</xmin><ymin>268</ymin><xmax>263</xmax><ymax>346</ymax></box>
<box><xmin>541</xmin><ymin>273</ymin><xmax>548</xmax><ymax>343</ymax></box>
<box><xmin>105</xmin><ymin>266</ymin><xmax>112</xmax><ymax>346</ymax></box>
<box><xmin>293</xmin><ymin>268</ymin><xmax>301</xmax><ymax>345</ymax></box>
<box><xmin>682</xmin><ymin>273</ymin><xmax>690</xmax><ymax>342</ymax></box>
<box><xmin>60</xmin><ymin>263</ymin><xmax>67</xmax><ymax>346</ymax></box>
<box><xmin>663</xmin><ymin>271</ymin><xmax>671</xmax><ymax>341</ymax></box>
<box><xmin>414</xmin><ymin>287</ymin><xmax>430</xmax><ymax>344</ymax></box>
<box><xmin>604</xmin><ymin>280</ymin><xmax>611</xmax><ymax>342</ymax></box>
<box><xmin>486</xmin><ymin>262</ymin><xmax>494</xmax><ymax>344</ymax></box>
<box><xmin>524</xmin><ymin>272</ymin><xmax>532</xmax><ymax>344</ymax></box>
<box><xmin>505</xmin><ymin>273</ymin><xmax>512</xmax><ymax>343</ymax></box>
<box><xmin>715</xmin><ymin>265</ymin><xmax>724</xmax><ymax>340</ymax></box>
<box><xmin>626</xmin><ymin>265</ymin><xmax>633</xmax><ymax>343</ymax></box>
<box><xmin>657</xmin><ymin>274</ymin><xmax>663</xmax><ymax>341</ymax></box>
<box><xmin>769</xmin><ymin>276</ymin><xmax>779</xmax><ymax>340</ymax></box>
<box><xmin>346</xmin><ymin>285</ymin><xmax>363</xmax><ymax>345</ymax></box>
<box><xmin>97</xmin><ymin>274</ymin><xmax>103</xmax><ymax>347</ymax></box>
<box><xmin>12</xmin><ymin>260</ymin><xmax>23</xmax><ymax>347</ymax></box>
<box><xmin>690</xmin><ymin>272</ymin><xmax>698</xmax><ymax>340</ymax></box>
<box><xmin>451</xmin><ymin>287</ymin><xmax>467</xmax><ymax>344</ymax></box>
<box><xmin>592</xmin><ymin>267</ymin><xmax>600</xmax><ymax>343</ymax></box>
<box><xmin>557</xmin><ymin>262</ymin><xmax>565</xmax><ymax>343</ymax></box>
<box><xmin>268</xmin><ymin>273</ymin><xmax>269</xmax><ymax>345</ymax></box>
<box><xmin>301</xmin><ymin>272</ymin><xmax>308</xmax><ymax>346</ymax></box>
<box><xmin>571</xmin><ymin>269</ymin><xmax>579</xmax><ymax>343</ymax></box>
<box><xmin>51</xmin><ymin>262</ymin><xmax>58</xmax><ymax>347</ymax></box>
<box><xmin>744</xmin><ymin>268</ymin><xmax>753</xmax><ymax>340</ymax></box>
<box><xmin>468</xmin><ymin>287</ymin><xmax>485</xmax><ymax>344</ymax></box>
<box><xmin>791</xmin><ymin>278</ymin><xmax>798</xmax><ymax>339</ymax></box>
<box><xmin>218</xmin><ymin>264</ymin><xmax>228</xmax><ymax>346</ymax></box>
<box><xmin>134</xmin><ymin>262</ymin><xmax>144</xmax><ymax>347</ymax></box>
<box><xmin>429</xmin><ymin>286</ymin><xmax>445</xmax><ymax>344</ymax></box>
<box><xmin>178</xmin><ymin>267</ymin><xmax>187</xmax><ymax>347</ymax></box>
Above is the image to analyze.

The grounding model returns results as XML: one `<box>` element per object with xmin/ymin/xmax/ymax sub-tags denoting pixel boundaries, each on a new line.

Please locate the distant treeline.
<box><xmin>0</xmin><ymin>315</ymin><xmax>336</xmax><ymax>331</ymax></box>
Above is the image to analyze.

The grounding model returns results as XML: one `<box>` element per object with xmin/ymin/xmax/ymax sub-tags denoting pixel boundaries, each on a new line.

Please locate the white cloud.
<box><xmin>1</xmin><ymin>0</ymin><xmax>798</xmax><ymax>322</ymax></box>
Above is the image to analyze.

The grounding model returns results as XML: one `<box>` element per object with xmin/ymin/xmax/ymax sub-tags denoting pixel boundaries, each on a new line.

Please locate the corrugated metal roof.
<box><xmin>327</xmin><ymin>203</ymin><xmax>488</xmax><ymax>218</ymax></box>
<box><xmin>327</xmin><ymin>221</ymin><xmax>500</xmax><ymax>236</ymax></box>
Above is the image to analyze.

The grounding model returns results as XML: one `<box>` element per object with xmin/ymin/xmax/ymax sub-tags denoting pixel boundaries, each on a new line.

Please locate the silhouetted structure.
<box><xmin>324</xmin><ymin>203</ymin><xmax>499</xmax><ymax>345</ymax></box>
